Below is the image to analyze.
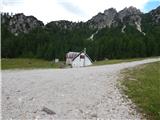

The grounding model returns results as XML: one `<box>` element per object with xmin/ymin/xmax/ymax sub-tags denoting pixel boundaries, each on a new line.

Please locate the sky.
<box><xmin>1</xmin><ymin>0</ymin><xmax>160</xmax><ymax>24</ymax></box>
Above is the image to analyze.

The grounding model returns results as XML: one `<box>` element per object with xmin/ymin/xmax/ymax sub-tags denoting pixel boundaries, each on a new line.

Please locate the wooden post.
<box><xmin>83</xmin><ymin>48</ymin><xmax>86</xmax><ymax>66</ymax></box>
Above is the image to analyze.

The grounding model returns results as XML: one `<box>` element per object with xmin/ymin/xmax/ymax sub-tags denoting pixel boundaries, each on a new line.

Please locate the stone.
<box><xmin>42</xmin><ymin>107</ymin><xmax>56</xmax><ymax>115</ymax></box>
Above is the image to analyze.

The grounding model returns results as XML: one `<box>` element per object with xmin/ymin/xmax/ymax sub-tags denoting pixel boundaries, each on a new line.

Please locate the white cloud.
<box><xmin>1</xmin><ymin>0</ymin><xmax>151</xmax><ymax>24</ymax></box>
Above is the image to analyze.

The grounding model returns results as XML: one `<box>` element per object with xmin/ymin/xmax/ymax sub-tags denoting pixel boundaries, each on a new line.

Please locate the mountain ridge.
<box><xmin>1</xmin><ymin>6</ymin><xmax>160</xmax><ymax>35</ymax></box>
<box><xmin>1</xmin><ymin>6</ymin><xmax>160</xmax><ymax>60</ymax></box>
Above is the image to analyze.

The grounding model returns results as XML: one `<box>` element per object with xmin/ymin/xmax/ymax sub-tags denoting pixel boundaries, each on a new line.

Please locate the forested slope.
<box><xmin>1</xmin><ymin>6</ymin><xmax>160</xmax><ymax>61</ymax></box>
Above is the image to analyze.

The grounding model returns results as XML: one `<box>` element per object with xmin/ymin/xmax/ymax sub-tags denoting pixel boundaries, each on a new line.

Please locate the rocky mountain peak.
<box><xmin>87</xmin><ymin>6</ymin><xmax>143</xmax><ymax>30</ymax></box>
<box><xmin>2</xmin><ymin>6</ymin><xmax>160</xmax><ymax>36</ymax></box>
<box><xmin>125</xmin><ymin>6</ymin><xmax>141</xmax><ymax>14</ymax></box>
<box><xmin>104</xmin><ymin>8</ymin><xmax>117</xmax><ymax>16</ymax></box>
<box><xmin>4</xmin><ymin>13</ymin><xmax>44</xmax><ymax>35</ymax></box>
<box><xmin>88</xmin><ymin>8</ymin><xmax>118</xmax><ymax>28</ymax></box>
<box><xmin>149</xmin><ymin>6</ymin><xmax>160</xmax><ymax>23</ymax></box>
<box><xmin>118</xmin><ymin>6</ymin><xmax>142</xmax><ymax>22</ymax></box>
<box><xmin>1</xmin><ymin>13</ymin><xmax>11</xmax><ymax>24</ymax></box>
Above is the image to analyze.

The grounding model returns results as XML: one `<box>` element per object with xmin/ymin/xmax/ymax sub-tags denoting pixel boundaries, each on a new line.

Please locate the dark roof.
<box><xmin>72</xmin><ymin>51</ymin><xmax>93</xmax><ymax>62</ymax></box>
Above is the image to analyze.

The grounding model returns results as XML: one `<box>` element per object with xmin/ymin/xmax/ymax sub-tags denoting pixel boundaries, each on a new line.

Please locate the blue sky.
<box><xmin>144</xmin><ymin>0</ymin><xmax>160</xmax><ymax>12</ymax></box>
<box><xmin>1</xmin><ymin>0</ymin><xmax>160</xmax><ymax>24</ymax></box>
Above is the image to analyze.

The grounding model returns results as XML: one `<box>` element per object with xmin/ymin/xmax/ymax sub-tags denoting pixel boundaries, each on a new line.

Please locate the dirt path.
<box><xmin>2</xmin><ymin>58</ymin><xmax>160</xmax><ymax>120</ymax></box>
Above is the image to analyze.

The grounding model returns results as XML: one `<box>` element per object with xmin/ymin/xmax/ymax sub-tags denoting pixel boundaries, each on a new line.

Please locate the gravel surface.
<box><xmin>2</xmin><ymin>58</ymin><xmax>160</xmax><ymax>120</ymax></box>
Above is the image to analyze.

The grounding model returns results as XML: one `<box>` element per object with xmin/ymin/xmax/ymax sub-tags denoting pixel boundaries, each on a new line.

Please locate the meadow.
<box><xmin>121</xmin><ymin>62</ymin><xmax>160</xmax><ymax>120</ymax></box>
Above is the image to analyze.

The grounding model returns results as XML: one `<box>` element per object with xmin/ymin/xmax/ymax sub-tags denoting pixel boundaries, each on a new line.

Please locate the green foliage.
<box><xmin>1</xmin><ymin>15</ymin><xmax>160</xmax><ymax>60</ymax></box>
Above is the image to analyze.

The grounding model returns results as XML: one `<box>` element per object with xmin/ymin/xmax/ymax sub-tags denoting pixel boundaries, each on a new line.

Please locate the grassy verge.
<box><xmin>121</xmin><ymin>62</ymin><xmax>160</xmax><ymax>120</ymax></box>
<box><xmin>93</xmin><ymin>58</ymin><xmax>145</xmax><ymax>66</ymax></box>
<box><xmin>1</xmin><ymin>58</ymin><xmax>66</xmax><ymax>70</ymax></box>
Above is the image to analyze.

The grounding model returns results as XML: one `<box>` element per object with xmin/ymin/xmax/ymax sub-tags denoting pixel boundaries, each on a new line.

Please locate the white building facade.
<box><xmin>66</xmin><ymin>51</ymin><xmax>92</xmax><ymax>67</ymax></box>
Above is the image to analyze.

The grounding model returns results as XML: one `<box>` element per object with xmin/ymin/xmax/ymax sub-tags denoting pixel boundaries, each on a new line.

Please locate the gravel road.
<box><xmin>2</xmin><ymin>58</ymin><xmax>160</xmax><ymax>120</ymax></box>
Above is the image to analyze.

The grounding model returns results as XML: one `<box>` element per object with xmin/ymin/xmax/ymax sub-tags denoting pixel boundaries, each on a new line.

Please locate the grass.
<box><xmin>1</xmin><ymin>58</ymin><xmax>66</xmax><ymax>70</ymax></box>
<box><xmin>93</xmin><ymin>58</ymin><xmax>145</xmax><ymax>66</ymax></box>
<box><xmin>121</xmin><ymin>62</ymin><xmax>160</xmax><ymax>120</ymax></box>
<box><xmin>1</xmin><ymin>57</ymin><xmax>159</xmax><ymax>70</ymax></box>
